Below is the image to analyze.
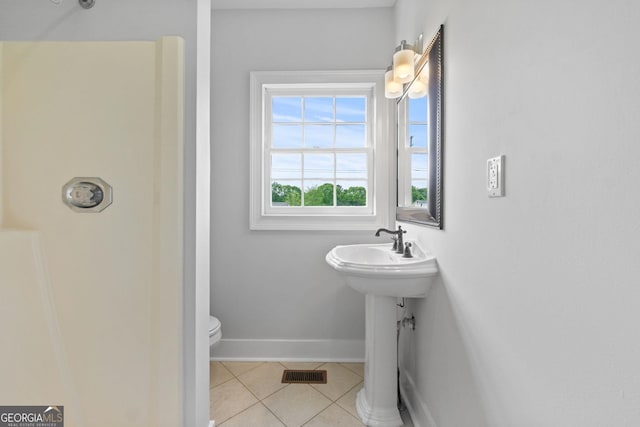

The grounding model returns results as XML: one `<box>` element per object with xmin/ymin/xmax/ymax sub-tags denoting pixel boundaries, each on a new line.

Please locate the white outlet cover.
<box><xmin>487</xmin><ymin>155</ymin><xmax>505</xmax><ymax>197</ymax></box>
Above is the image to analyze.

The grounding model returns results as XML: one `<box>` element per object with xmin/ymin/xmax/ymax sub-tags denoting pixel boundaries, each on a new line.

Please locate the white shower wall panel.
<box><xmin>0</xmin><ymin>230</ymin><xmax>66</xmax><ymax>402</ymax></box>
<box><xmin>0</xmin><ymin>39</ymin><xmax>183</xmax><ymax>427</ymax></box>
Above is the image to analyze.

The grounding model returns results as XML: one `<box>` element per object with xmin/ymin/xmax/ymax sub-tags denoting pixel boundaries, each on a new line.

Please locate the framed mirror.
<box><xmin>396</xmin><ymin>26</ymin><xmax>443</xmax><ymax>228</ymax></box>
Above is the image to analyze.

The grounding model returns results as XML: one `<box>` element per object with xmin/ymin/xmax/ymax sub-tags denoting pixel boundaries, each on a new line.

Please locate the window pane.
<box><xmin>337</xmin><ymin>181</ymin><xmax>367</xmax><ymax>206</ymax></box>
<box><xmin>411</xmin><ymin>181</ymin><xmax>428</xmax><ymax>206</ymax></box>
<box><xmin>408</xmin><ymin>124</ymin><xmax>428</xmax><ymax>148</ymax></box>
<box><xmin>336</xmin><ymin>124</ymin><xmax>366</xmax><ymax>148</ymax></box>
<box><xmin>411</xmin><ymin>153</ymin><xmax>428</xmax><ymax>180</ymax></box>
<box><xmin>304</xmin><ymin>125</ymin><xmax>334</xmax><ymax>148</ymax></box>
<box><xmin>304</xmin><ymin>97</ymin><xmax>334</xmax><ymax>122</ymax></box>
<box><xmin>272</xmin><ymin>124</ymin><xmax>302</xmax><ymax>148</ymax></box>
<box><xmin>304</xmin><ymin>181</ymin><xmax>334</xmax><ymax>206</ymax></box>
<box><xmin>336</xmin><ymin>153</ymin><xmax>367</xmax><ymax>179</ymax></box>
<box><xmin>336</xmin><ymin>97</ymin><xmax>365</xmax><ymax>122</ymax></box>
<box><xmin>304</xmin><ymin>153</ymin><xmax>334</xmax><ymax>180</ymax></box>
<box><xmin>272</xmin><ymin>153</ymin><xmax>301</xmax><ymax>179</ymax></box>
<box><xmin>272</xmin><ymin>97</ymin><xmax>302</xmax><ymax>122</ymax></box>
<box><xmin>408</xmin><ymin>96</ymin><xmax>428</xmax><ymax>123</ymax></box>
<box><xmin>271</xmin><ymin>180</ymin><xmax>301</xmax><ymax>206</ymax></box>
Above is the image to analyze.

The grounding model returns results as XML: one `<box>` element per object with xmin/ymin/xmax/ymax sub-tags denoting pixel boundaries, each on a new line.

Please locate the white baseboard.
<box><xmin>208</xmin><ymin>421</ymin><xmax>214</xmax><ymax>427</ymax></box>
<box><xmin>399</xmin><ymin>368</ymin><xmax>437</xmax><ymax>427</ymax></box>
<box><xmin>210</xmin><ymin>338</ymin><xmax>365</xmax><ymax>362</ymax></box>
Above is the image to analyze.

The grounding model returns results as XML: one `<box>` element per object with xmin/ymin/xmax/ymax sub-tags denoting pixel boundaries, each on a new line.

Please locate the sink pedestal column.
<box><xmin>355</xmin><ymin>294</ymin><xmax>403</xmax><ymax>427</ymax></box>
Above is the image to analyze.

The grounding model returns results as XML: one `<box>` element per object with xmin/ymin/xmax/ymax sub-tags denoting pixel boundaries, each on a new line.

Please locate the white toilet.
<box><xmin>209</xmin><ymin>315</ymin><xmax>222</xmax><ymax>348</ymax></box>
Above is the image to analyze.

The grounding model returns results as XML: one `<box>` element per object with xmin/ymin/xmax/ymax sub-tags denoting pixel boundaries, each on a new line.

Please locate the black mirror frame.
<box><xmin>396</xmin><ymin>25</ymin><xmax>444</xmax><ymax>229</ymax></box>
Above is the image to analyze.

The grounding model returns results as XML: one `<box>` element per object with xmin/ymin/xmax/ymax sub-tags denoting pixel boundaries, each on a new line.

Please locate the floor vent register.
<box><xmin>281</xmin><ymin>369</ymin><xmax>327</xmax><ymax>384</ymax></box>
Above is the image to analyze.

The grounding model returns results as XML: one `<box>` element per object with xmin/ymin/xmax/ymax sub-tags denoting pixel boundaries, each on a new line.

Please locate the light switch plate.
<box><xmin>487</xmin><ymin>155</ymin><xmax>505</xmax><ymax>197</ymax></box>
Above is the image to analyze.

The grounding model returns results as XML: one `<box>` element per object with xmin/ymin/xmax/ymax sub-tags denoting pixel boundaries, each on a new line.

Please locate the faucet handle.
<box><xmin>403</xmin><ymin>242</ymin><xmax>413</xmax><ymax>258</ymax></box>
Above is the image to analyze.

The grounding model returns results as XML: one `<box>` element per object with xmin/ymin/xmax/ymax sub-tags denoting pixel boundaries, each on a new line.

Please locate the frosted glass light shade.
<box><xmin>408</xmin><ymin>79</ymin><xmax>427</xmax><ymax>99</ymax></box>
<box><xmin>385</xmin><ymin>68</ymin><xmax>403</xmax><ymax>99</ymax></box>
<box><xmin>393</xmin><ymin>47</ymin><xmax>415</xmax><ymax>84</ymax></box>
<box><xmin>408</xmin><ymin>66</ymin><xmax>428</xmax><ymax>99</ymax></box>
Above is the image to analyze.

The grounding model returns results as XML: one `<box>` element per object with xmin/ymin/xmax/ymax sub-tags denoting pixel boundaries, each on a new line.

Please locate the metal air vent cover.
<box><xmin>281</xmin><ymin>370</ymin><xmax>327</xmax><ymax>384</ymax></box>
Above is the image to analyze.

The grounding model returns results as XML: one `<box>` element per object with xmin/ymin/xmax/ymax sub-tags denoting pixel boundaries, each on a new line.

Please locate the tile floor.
<box><xmin>210</xmin><ymin>361</ymin><xmax>414</xmax><ymax>427</ymax></box>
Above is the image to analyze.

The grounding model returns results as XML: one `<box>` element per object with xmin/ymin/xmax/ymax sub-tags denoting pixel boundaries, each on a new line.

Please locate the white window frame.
<box><xmin>250</xmin><ymin>70</ymin><xmax>392</xmax><ymax>231</ymax></box>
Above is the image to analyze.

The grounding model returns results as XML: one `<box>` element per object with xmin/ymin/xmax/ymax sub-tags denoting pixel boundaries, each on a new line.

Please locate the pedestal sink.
<box><xmin>326</xmin><ymin>242</ymin><xmax>438</xmax><ymax>427</ymax></box>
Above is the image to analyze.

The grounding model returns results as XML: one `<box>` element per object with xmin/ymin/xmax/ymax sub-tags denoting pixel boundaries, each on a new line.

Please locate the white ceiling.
<box><xmin>213</xmin><ymin>0</ymin><xmax>396</xmax><ymax>10</ymax></box>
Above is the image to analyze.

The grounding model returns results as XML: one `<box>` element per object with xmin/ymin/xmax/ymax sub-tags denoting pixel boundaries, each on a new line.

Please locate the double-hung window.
<box><xmin>250</xmin><ymin>71</ymin><xmax>391</xmax><ymax>230</ymax></box>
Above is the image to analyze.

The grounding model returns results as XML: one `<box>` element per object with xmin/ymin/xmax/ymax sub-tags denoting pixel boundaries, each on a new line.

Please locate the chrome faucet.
<box><xmin>374</xmin><ymin>225</ymin><xmax>406</xmax><ymax>254</ymax></box>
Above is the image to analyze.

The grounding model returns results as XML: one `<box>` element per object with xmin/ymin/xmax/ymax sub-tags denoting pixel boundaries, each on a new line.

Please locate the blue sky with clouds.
<box><xmin>271</xmin><ymin>96</ymin><xmax>368</xmax><ymax>196</ymax></box>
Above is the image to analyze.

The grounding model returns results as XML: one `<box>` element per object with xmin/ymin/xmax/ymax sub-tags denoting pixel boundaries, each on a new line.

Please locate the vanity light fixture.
<box><xmin>384</xmin><ymin>34</ymin><xmax>425</xmax><ymax>99</ymax></box>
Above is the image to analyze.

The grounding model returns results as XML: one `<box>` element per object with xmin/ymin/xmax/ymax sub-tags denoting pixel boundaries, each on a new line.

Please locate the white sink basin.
<box><xmin>325</xmin><ymin>242</ymin><xmax>438</xmax><ymax>298</ymax></box>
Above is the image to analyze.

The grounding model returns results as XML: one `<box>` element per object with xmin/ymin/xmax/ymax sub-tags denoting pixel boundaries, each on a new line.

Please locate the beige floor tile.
<box><xmin>238</xmin><ymin>362</ymin><xmax>288</xmax><ymax>400</ymax></box>
<box><xmin>280</xmin><ymin>361</ymin><xmax>324</xmax><ymax>370</ymax></box>
<box><xmin>210</xmin><ymin>361</ymin><xmax>234</xmax><ymax>388</ymax></box>
<box><xmin>310</xmin><ymin>363</ymin><xmax>363</xmax><ymax>401</ymax></box>
<box><xmin>339</xmin><ymin>363</ymin><xmax>364</xmax><ymax>378</ymax></box>
<box><xmin>210</xmin><ymin>378</ymin><xmax>259</xmax><ymax>424</ymax></box>
<box><xmin>303</xmin><ymin>404</ymin><xmax>366</xmax><ymax>427</ymax></box>
<box><xmin>219</xmin><ymin>402</ymin><xmax>285</xmax><ymax>427</ymax></box>
<box><xmin>222</xmin><ymin>361</ymin><xmax>264</xmax><ymax>377</ymax></box>
<box><xmin>263</xmin><ymin>384</ymin><xmax>332</xmax><ymax>427</ymax></box>
<box><xmin>336</xmin><ymin>382</ymin><xmax>363</xmax><ymax>420</ymax></box>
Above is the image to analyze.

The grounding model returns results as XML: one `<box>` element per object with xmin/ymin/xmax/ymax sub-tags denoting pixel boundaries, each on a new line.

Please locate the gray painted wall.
<box><xmin>210</xmin><ymin>8</ymin><xmax>394</xmax><ymax>358</ymax></box>
<box><xmin>395</xmin><ymin>0</ymin><xmax>640</xmax><ymax>426</ymax></box>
